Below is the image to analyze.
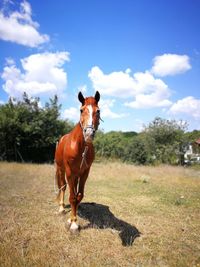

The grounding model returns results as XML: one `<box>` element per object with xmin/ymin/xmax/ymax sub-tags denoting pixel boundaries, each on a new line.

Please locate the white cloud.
<box><xmin>151</xmin><ymin>54</ymin><xmax>191</xmax><ymax>77</ymax></box>
<box><xmin>89</xmin><ymin>66</ymin><xmax>172</xmax><ymax>109</ymax></box>
<box><xmin>78</xmin><ymin>85</ymin><xmax>87</xmax><ymax>93</ymax></box>
<box><xmin>169</xmin><ymin>96</ymin><xmax>200</xmax><ymax>119</ymax></box>
<box><xmin>62</xmin><ymin>107</ymin><xmax>79</xmax><ymax>121</ymax></box>
<box><xmin>99</xmin><ymin>99</ymin><xmax>128</xmax><ymax>119</ymax></box>
<box><xmin>88</xmin><ymin>66</ymin><xmax>136</xmax><ymax>98</ymax></box>
<box><xmin>125</xmin><ymin>97</ymin><xmax>171</xmax><ymax>109</ymax></box>
<box><xmin>125</xmin><ymin>71</ymin><xmax>172</xmax><ymax>108</ymax></box>
<box><xmin>1</xmin><ymin>51</ymin><xmax>70</xmax><ymax>98</ymax></box>
<box><xmin>62</xmin><ymin>98</ymin><xmax>127</xmax><ymax>122</ymax></box>
<box><xmin>0</xmin><ymin>0</ymin><xmax>49</xmax><ymax>47</ymax></box>
<box><xmin>5</xmin><ymin>57</ymin><xmax>15</xmax><ymax>65</ymax></box>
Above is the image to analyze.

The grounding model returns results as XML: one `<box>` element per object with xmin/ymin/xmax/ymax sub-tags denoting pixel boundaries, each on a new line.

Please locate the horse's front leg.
<box><xmin>66</xmin><ymin>169</ymin><xmax>89</xmax><ymax>232</ymax></box>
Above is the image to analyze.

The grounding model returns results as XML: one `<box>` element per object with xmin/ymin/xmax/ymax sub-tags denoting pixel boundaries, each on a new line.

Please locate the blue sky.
<box><xmin>0</xmin><ymin>0</ymin><xmax>200</xmax><ymax>132</ymax></box>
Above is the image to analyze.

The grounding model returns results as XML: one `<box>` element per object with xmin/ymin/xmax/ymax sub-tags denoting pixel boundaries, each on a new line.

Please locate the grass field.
<box><xmin>0</xmin><ymin>161</ymin><xmax>200</xmax><ymax>267</ymax></box>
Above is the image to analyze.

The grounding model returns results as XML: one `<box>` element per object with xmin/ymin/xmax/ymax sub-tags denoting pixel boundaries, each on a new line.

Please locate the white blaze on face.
<box><xmin>87</xmin><ymin>105</ymin><xmax>93</xmax><ymax>126</ymax></box>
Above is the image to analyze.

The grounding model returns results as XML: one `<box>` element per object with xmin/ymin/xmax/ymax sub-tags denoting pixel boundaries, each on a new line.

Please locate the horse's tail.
<box><xmin>56</xmin><ymin>140</ymin><xmax>59</xmax><ymax>149</ymax></box>
<box><xmin>54</xmin><ymin>138</ymin><xmax>67</xmax><ymax>202</ymax></box>
<box><xmin>54</xmin><ymin>164</ymin><xmax>63</xmax><ymax>203</ymax></box>
<box><xmin>54</xmin><ymin>163</ymin><xmax>59</xmax><ymax>196</ymax></box>
<box><xmin>54</xmin><ymin>140</ymin><xmax>59</xmax><ymax>198</ymax></box>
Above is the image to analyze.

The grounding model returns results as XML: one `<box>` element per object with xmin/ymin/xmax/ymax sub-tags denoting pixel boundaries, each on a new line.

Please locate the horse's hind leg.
<box><xmin>55</xmin><ymin>166</ymin><xmax>66</xmax><ymax>213</ymax></box>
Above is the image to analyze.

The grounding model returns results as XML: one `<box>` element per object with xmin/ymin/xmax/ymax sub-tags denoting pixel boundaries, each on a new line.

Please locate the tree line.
<box><xmin>0</xmin><ymin>94</ymin><xmax>199</xmax><ymax>164</ymax></box>
<box><xmin>94</xmin><ymin>119</ymin><xmax>195</xmax><ymax>165</ymax></box>
<box><xmin>0</xmin><ymin>93</ymin><xmax>73</xmax><ymax>162</ymax></box>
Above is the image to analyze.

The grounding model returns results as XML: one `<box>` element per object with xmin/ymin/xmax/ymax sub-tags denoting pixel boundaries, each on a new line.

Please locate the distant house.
<box><xmin>184</xmin><ymin>138</ymin><xmax>200</xmax><ymax>164</ymax></box>
<box><xmin>195</xmin><ymin>138</ymin><xmax>200</xmax><ymax>146</ymax></box>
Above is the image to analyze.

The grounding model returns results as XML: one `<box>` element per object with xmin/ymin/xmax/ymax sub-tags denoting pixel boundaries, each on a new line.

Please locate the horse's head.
<box><xmin>78</xmin><ymin>91</ymin><xmax>100</xmax><ymax>143</ymax></box>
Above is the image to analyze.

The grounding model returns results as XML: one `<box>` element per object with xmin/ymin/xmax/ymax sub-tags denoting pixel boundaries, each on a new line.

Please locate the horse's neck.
<box><xmin>71</xmin><ymin>123</ymin><xmax>85</xmax><ymax>146</ymax></box>
<box><xmin>71</xmin><ymin>123</ymin><xmax>93</xmax><ymax>150</ymax></box>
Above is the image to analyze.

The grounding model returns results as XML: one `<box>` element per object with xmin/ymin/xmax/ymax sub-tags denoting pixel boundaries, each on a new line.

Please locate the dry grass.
<box><xmin>0</xmin><ymin>161</ymin><xmax>200</xmax><ymax>267</ymax></box>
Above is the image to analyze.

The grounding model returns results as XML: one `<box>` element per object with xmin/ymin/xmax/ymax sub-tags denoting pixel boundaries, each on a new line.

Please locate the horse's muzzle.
<box><xmin>83</xmin><ymin>126</ymin><xmax>96</xmax><ymax>143</ymax></box>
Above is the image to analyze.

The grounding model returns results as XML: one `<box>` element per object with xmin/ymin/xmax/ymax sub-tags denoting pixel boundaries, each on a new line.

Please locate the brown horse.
<box><xmin>54</xmin><ymin>91</ymin><xmax>100</xmax><ymax>231</ymax></box>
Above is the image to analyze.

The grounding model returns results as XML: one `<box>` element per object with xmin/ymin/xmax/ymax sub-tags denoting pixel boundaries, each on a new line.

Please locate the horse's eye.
<box><xmin>80</xmin><ymin>109</ymin><xmax>83</xmax><ymax>114</ymax></box>
<box><xmin>96</xmin><ymin>109</ymin><xmax>100</xmax><ymax>115</ymax></box>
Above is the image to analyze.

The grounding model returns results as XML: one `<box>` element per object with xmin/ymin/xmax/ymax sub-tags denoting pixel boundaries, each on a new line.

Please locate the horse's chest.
<box><xmin>67</xmin><ymin>146</ymin><xmax>94</xmax><ymax>172</ymax></box>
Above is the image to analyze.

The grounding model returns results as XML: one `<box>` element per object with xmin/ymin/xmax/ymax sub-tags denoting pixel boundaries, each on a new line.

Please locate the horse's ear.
<box><xmin>95</xmin><ymin>91</ymin><xmax>100</xmax><ymax>103</ymax></box>
<box><xmin>78</xmin><ymin>92</ymin><xmax>85</xmax><ymax>105</ymax></box>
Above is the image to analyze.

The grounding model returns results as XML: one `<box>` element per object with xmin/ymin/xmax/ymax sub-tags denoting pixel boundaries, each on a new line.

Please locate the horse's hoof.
<box><xmin>67</xmin><ymin>218</ymin><xmax>72</xmax><ymax>225</ymax></box>
<box><xmin>58</xmin><ymin>206</ymin><xmax>66</xmax><ymax>214</ymax></box>
<box><xmin>70</xmin><ymin>221</ymin><xmax>79</xmax><ymax>232</ymax></box>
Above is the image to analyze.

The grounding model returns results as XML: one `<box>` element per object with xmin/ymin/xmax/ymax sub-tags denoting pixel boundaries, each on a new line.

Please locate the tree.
<box><xmin>94</xmin><ymin>130</ymin><xmax>138</xmax><ymax>161</ymax></box>
<box><xmin>123</xmin><ymin>136</ymin><xmax>148</xmax><ymax>164</ymax></box>
<box><xmin>184</xmin><ymin>130</ymin><xmax>200</xmax><ymax>143</ymax></box>
<box><xmin>0</xmin><ymin>94</ymin><xmax>73</xmax><ymax>162</ymax></box>
<box><xmin>142</xmin><ymin>117</ymin><xmax>187</xmax><ymax>164</ymax></box>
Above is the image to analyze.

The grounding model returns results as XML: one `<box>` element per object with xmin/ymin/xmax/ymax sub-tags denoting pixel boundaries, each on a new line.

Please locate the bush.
<box><xmin>0</xmin><ymin>93</ymin><xmax>73</xmax><ymax>162</ymax></box>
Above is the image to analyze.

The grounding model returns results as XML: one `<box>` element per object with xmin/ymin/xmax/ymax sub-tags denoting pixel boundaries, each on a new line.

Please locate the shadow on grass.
<box><xmin>78</xmin><ymin>202</ymin><xmax>141</xmax><ymax>246</ymax></box>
